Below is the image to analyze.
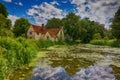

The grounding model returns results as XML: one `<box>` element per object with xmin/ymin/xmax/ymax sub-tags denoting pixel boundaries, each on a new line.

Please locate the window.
<box><xmin>37</xmin><ymin>32</ymin><xmax>39</xmax><ymax>35</ymax></box>
<box><xmin>47</xmin><ymin>36</ymin><xmax>49</xmax><ymax>39</ymax></box>
<box><xmin>30</xmin><ymin>31</ymin><xmax>32</xmax><ymax>35</ymax></box>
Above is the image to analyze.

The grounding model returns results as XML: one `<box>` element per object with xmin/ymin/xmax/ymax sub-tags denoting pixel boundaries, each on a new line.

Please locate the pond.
<box><xmin>7</xmin><ymin>44</ymin><xmax>120</xmax><ymax>80</ymax></box>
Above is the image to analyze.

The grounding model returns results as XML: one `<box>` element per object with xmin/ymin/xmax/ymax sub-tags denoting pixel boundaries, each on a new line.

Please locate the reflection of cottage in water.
<box><xmin>27</xmin><ymin>24</ymin><xmax>64</xmax><ymax>41</ymax></box>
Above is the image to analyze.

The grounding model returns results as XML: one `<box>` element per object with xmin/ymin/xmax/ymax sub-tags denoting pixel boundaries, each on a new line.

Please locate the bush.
<box><xmin>109</xmin><ymin>40</ymin><xmax>120</xmax><ymax>47</ymax></box>
<box><xmin>93</xmin><ymin>33</ymin><xmax>102</xmax><ymax>40</ymax></box>
<box><xmin>37</xmin><ymin>40</ymin><xmax>55</xmax><ymax>49</ymax></box>
<box><xmin>0</xmin><ymin>37</ymin><xmax>39</xmax><ymax>79</ymax></box>
<box><xmin>90</xmin><ymin>39</ymin><xmax>107</xmax><ymax>46</ymax></box>
<box><xmin>0</xmin><ymin>37</ymin><xmax>66</xmax><ymax>79</ymax></box>
<box><xmin>90</xmin><ymin>39</ymin><xmax>120</xmax><ymax>48</ymax></box>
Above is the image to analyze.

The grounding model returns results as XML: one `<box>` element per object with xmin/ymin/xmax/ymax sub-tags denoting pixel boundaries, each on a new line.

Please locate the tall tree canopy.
<box><xmin>62</xmin><ymin>12</ymin><xmax>105</xmax><ymax>43</ymax></box>
<box><xmin>46</xmin><ymin>17</ymin><xmax>63</xmax><ymax>28</ymax></box>
<box><xmin>0</xmin><ymin>3</ymin><xmax>8</xmax><ymax>17</ymax></box>
<box><xmin>13</xmin><ymin>18</ymin><xmax>30</xmax><ymax>37</ymax></box>
<box><xmin>0</xmin><ymin>14</ymin><xmax>13</xmax><ymax>37</ymax></box>
<box><xmin>111</xmin><ymin>8</ymin><xmax>120</xmax><ymax>40</ymax></box>
<box><xmin>62</xmin><ymin>12</ymin><xmax>80</xmax><ymax>41</ymax></box>
<box><xmin>0</xmin><ymin>14</ymin><xmax>7</xmax><ymax>29</ymax></box>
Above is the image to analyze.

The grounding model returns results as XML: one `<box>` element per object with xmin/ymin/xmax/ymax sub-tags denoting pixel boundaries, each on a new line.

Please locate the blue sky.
<box><xmin>0</xmin><ymin>0</ymin><xmax>120</xmax><ymax>28</ymax></box>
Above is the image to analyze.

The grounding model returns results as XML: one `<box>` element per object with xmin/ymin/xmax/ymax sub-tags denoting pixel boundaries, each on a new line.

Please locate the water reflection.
<box><xmin>30</xmin><ymin>65</ymin><xmax>115</xmax><ymax>80</ymax></box>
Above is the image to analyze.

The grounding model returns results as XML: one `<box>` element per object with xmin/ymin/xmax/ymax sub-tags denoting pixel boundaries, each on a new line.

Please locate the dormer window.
<box><xmin>30</xmin><ymin>31</ymin><xmax>32</xmax><ymax>35</ymax></box>
<box><xmin>47</xmin><ymin>36</ymin><xmax>49</xmax><ymax>39</ymax></box>
<box><xmin>37</xmin><ymin>32</ymin><xmax>39</xmax><ymax>35</ymax></box>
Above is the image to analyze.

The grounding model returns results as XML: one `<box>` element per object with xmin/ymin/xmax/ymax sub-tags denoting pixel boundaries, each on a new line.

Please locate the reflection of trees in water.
<box><xmin>49</xmin><ymin>57</ymin><xmax>95</xmax><ymax>76</ymax></box>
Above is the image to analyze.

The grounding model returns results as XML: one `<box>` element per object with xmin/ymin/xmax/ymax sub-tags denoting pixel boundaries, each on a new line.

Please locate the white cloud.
<box><xmin>3</xmin><ymin>0</ymin><xmax>12</xmax><ymax>3</ymax></box>
<box><xmin>50</xmin><ymin>1</ymin><xmax>60</xmax><ymax>6</ymax></box>
<box><xmin>8</xmin><ymin>15</ymin><xmax>19</xmax><ymax>26</ymax></box>
<box><xmin>27</xmin><ymin>2</ymin><xmax>66</xmax><ymax>25</ymax></box>
<box><xmin>62</xmin><ymin>1</ymin><xmax>68</xmax><ymax>3</ymax></box>
<box><xmin>18</xmin><ymin>2</ymin><xmax>23</xmax><ymax>6</ymax></box>
<box><xmin>15</xmin><ymin>2</ymin><xmax>23</xmax><ymax>6</ymax></box>
<box><xmin>71</xmin><ymin>0</ymin><xmax>120</xmax><ymax>28</ymax></box>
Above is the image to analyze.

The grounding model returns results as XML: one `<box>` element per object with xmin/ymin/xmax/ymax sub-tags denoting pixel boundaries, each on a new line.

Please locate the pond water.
<box><xmin>7</xmin><ymin>44</ymin><xmax>120</xmax><ymax>80</ymax></box>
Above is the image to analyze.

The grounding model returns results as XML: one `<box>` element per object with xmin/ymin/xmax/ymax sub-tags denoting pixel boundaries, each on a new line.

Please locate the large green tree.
<box><xmin>0</xmin><ymin>14</ymin><xmax>11</xmax><ymax>29</ymax></box>
<box><xmin>111</xmin><ymin>8</ymin><xmax>120</xmax><ymax>40</ymax></box>
<box><xmin>0</xmin><ymin>14</ymin><xmax>7</xmax><ymax>29</ymax></box>
<box><xmin>0</xmin><ymin>14</ymin><xmax>13</xmax><ymax>37</ymax></box>
<box><xmin>0</xmin><ymin>3</ymin><xmax>8</xmax><ymax>17</ymax></box>
<box><xmin>62</xmin><ymin>12</ymin><xmax>105</xmax><ymax>43</ymax></box>
<box><xmin>13</xmin><ymin>18</ymin><xmax>30</xmax><ymax>37</ymax></box>
<box><xmin>46</xmin><ymin>17</ymin><xmax>63</xmax><ymax>28</ymax></box>
<box><xmin>62</xmin><ymin>12</ymin><xmax>80</xmax><ymax>41</ymax></box>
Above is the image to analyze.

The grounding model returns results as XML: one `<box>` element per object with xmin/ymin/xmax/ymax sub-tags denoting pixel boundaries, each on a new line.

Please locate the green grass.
<box><xmin>90</xmin><ymin>39</ymin><xmax>120</xmax><ymax>47</ymax></box>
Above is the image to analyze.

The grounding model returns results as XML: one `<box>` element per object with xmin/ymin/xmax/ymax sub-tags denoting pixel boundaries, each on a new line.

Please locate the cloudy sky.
<box><xmin>0</xmin><ymin>0</ymin><xmax>120</xmax><ymax>28</ymax></box>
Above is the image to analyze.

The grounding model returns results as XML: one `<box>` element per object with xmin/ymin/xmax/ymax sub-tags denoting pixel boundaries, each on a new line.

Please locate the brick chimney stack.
<box><xmin>42</xmin><ymin>24</ymin><xmax>44</xmax><ymax>27</ymax></box>
<box><xmin>41</xmin><ymin>24</ymin><xmax>46</xmax><ymax>30</ymax></box>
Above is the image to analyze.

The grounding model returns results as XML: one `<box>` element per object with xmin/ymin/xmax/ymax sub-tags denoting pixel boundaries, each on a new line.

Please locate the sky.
<box><xmin>0</xmin><ymin>0</ymin><xmax>120</xmax><ymax>28</ymax></box>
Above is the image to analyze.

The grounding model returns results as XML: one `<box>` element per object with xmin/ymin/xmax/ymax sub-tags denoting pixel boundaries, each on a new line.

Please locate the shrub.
<box><xmin>0</xmin><ymin>37</ymin><xmax>66</xmax><ymax>79</ymax></box>
<box><xmin>90</xmin><ymin>39</ymin><xmax>120</xmax><ymax>48</ymax></box>
<box><xmin>37</xmin><ymin>40</ymin><xmax>55</xmax><ymax>49</ymax></box>
<box><xmin>90</xmin><ymin>39</ymin><xmax>107</xmax><ymax>46</ymax></box>
<box><xmin>93</xmin><ymin>33</ymin><xmax>102</xmax><ymax>40</ymax></box>
<box><xmin>109</xmin><ymin>40</ymin><xmax>120</xmax><ymax>47</ymax></box>
<box><xmin>0</xmin><ymin>37</ymin><xmax>39</xmax><ymax>79</ymax></box>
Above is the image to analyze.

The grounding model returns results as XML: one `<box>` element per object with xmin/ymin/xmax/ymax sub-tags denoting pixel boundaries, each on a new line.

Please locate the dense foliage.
<box><xmin>90</xmin><ymin>39</ymin><xmax>120</xmax><ymax>47</ymax></box>
<box><xmin>46</xmin><ymin>18</ymin><xmax>63</xmax><ymax>28</ymax></box>
<box><xmin>13</xmin><ymin>18</ymin><xmax>30</xmax><ymax>37</ymax></box>
<box><xmin>0</xmin><ymin>3</ymin><xmax>8</xmax><ymax>17</ymax></box>
<box><xmin>0</xmin><ymin>37</ymin><xmax>58</xmax><ymax>79</ymax></box>
<box><xmin>92</xmin><ymin>33</ymin><xmax>102</xmax><ymax>40</ymax></box>
<box><xmin>62</xmin><ymin>13</ymin><xmax>105</xmax><ymax>43</ymax></box>
<box><xmin>62</xmin><ymin>12</ymin><xmax>80</xmax><ymax>41</ymax></box>
<box><xmin>111</xmin><ymin>7</ymin><xmax>120</xmax><ymax>40</ymax></box>
<box><xmin>0</xmin><ymin>14</ymin><xmax>13</xmax><ymax>37</ymax></box>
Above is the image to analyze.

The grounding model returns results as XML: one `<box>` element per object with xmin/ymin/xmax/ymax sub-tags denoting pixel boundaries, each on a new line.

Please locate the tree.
<box><xmin>0</xmin><ymin>14</ymin><xmax>7</xmax><ymax>29</ymax></box>
<box><xmin>0</xmin><ymin>28</ymin><xmax>14</xmax><ymax>37</ymax></box>
<box><xmin>0</xmin><ymin>14</ymin><xmax>13</xmax><ymax>37</ymax></box>
<box><xmin>0</xmin><ymin>14</ymin><xmax>12</xmax><ymax>29</ymax></box>
<box><xmin>62</xmin><ymin>12</ymin><xmax>80</xmax><ymax>41</ymax></box>
<box><xmin>94</xmin><ymin>22</ymin><xmax>105</xmax><ymax>38</ymax></box>
<box><xmin>62</xmin><ymin>12</ymin><xmax>105</xmax><ymax>43</ymax></box>
<box><xmin>46</xmin><ymin>18</ymin><xmax>63</xmax><ymax>28</ymax></box>
<box><xmin>0</xmin><ymin>3</ymin><xmax>8</xmax><ymax>17</ymax></box>
<box><xmin>13</xmin><ymin>18</ymin><xmax>30</xmax><ymax>37</ymax></box>
<box><xmin>6</xmin><ymin>19</ymin><xmax>12</xmax><ymax>29</ymax></box>
<box><xmin>93</xmin><ymin>33</ymin><xmax>102</xmax><ymax>40</ymax></box>
<box><xmin>111</xmin><ymin>7</ymin><xmax>120</xmax><ymax>40</ymax></box>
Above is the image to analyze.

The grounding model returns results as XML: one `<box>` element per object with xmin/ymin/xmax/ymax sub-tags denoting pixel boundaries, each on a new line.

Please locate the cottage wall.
<box><xmin>35</xmin><ymin>33</ymin><xmax>41</xmax><ymax>40</ymax></box>
<box><xmin>27</xmin><ymin>26</ymin><xmax>35</xmax><ymax>39</ymax></box>
<box><xmin>44</xmin><ymin>32</ymin><xmax>55</xmax><ymax>41</ymax></box>
<box><xmin>57</xmin><ymin>28</ymin><xmax>65</xmax><ymax>41</ymax></box>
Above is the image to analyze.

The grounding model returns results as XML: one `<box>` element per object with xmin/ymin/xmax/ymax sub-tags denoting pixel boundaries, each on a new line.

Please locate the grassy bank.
<box><xmin>0</xmin><ymin>37</ymin><xmax>62</xmax><ymax>80</ymax></box>
<box><xmin>90</xmin><ymin>39</ymin><xmax>120</xmax><ymax>47</ymax></box>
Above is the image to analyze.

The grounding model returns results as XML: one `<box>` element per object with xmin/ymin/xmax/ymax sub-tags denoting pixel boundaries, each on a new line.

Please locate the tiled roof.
<box><xmin>31</xmin><ymin>24</ymin><xmax>61</xmax><ymax>37</ymax></box>
<box><xmin>47</xmin><ymin>28</ymin><xmax>61</xmax><ymax>37</ymax></box>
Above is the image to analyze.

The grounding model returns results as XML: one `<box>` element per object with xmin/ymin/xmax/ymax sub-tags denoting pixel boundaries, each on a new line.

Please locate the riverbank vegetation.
<box><xmin>0</xmin><ymin>37</ymin><xmax>59</xmax><ymax>79</ymax></box>
<box><xmin>90</xmin><ymin>39</ymin><xmax>120</xmax><ymax>47</ymax></box>
<box><xmin>90</xmin><ymin>7</ymin><xmax>120</xmax><ymax>47</ymax></box>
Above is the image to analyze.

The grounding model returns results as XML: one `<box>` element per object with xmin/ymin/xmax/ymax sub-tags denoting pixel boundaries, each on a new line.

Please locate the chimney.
<box><xmin>42</xmin><ymin>24</ymin><xmax>44</xmax><ymax>27</ymax></box>
<box><xmin>41</xmin><ymin>24</ymin><xmax>46</xmax><ymax>30</ymax></box>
